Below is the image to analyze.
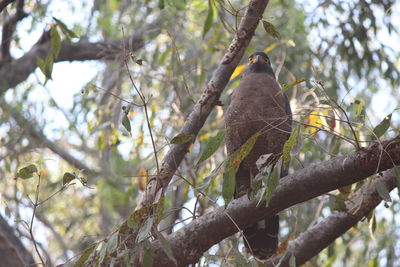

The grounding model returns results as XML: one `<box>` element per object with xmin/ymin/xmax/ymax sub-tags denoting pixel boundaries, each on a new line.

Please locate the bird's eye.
<box><xmin>248</xmin><ymin>56</ymin><xmax>254</xmax><ymax>63</ymax></box>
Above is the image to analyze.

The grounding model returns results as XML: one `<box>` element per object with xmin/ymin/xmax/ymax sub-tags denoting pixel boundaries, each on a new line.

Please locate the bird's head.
<box><xmin>243</xmin><ymin>51</ymin><xmax>275</xmax><ymax>78</ymax></box>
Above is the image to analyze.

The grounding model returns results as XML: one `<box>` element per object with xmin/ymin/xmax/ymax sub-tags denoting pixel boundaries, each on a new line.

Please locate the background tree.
<box><xmin>0</xmin><ymin>0</ymin><xmax>399</xmax><ymax>266</ymax></box>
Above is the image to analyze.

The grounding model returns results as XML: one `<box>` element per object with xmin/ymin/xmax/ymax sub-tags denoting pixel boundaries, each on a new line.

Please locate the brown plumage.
<box><xmin>225</xmin><ymin>52</ymin><xmax>292</xmax><ymax>259</ymax></box>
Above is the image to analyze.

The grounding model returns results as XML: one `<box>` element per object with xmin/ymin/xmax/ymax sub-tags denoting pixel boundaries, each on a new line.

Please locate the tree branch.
<box><xmin>0</xmin><ymin>24</ymin><xmax>156</xmax><ymax>94</ymax></box>
<box><xmin>149</xmin><ymin>136</ymin><xmax>400</xmax><ymax>266</ymax></box>
<box><xmin>3</xmin><ymin>100</ymin><xmax>97</xmax><ymax>174</ymax></box>
<box><xmin>0</xmin><ymin>0</ymin><xmax>27</xmax><ymax>61</ymax></box>
<box><xmin>137</xmin><ymin>0</ymin><xmax>270</xmax><ymax>209</ymax></box>
<box><xmin>265</xmin><ymin>168</ymin><xmax>398</xmax><ymax>266</ymax></box>
<box><xmin>0</xmin><ymin>0</ymin><xmax>16</xmax><ymax>13</ymax></box>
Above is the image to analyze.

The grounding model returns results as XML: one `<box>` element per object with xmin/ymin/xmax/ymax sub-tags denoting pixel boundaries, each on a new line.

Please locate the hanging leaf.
<box><xmin>202</xmin><ymin>0</ymin><xmax>215</xmax><ymax>38</ymax></box>
<box><xmin>142</xmin><ymin>240</ymin><xmax>154</xmax><ymax>267</ymax></box>
<box><xmin>158</xmin><ymin>0</ymin><xmax>165</xmax><ymax>9</ymax></box>
<box><xmin>50</xmin><ymin>26</ymin><xmax>61</xmax><ymax>57</ymax></box>
<box><xmin>137</xmin><ymin>217</ymin><xmax>154</xmax><ymax>242</ymax></box>
<box><xmin>374</xmin><ymin>180</ymin><xmax>392</xmax><ymax>202</ymax></box>
<box><xmin>306</xmin><ymin>110</ymin><xmax>322</xmax><ymax>134</ymax></box>
<box><xmin>122</xmin><ymin>115</ymin><xmax>132</xmax><ymax>136</ymax></box>
<box><xmin>372</xmin><ymin>113</ymin><xmax>392</xmax><ymax>138</ymax></box>
<box><xmin>53</xmin><ymin>17</ymin><xmax>78</xmax><ymax>39</ymax></box>
<box><xmin>230</xmin><ymin>64</ymin><xmax>246</xmax><ymax>80</ymax></box>
<box><xmin>282</xmin><ymin>125</ymin><xmax>300</xmax><ymax>166</ymax></box>
<box><xmin>222</xmin><ymin>132</ymin><xmax>260</xmax><ymax>204</ymax></box>
<box><xmin>264</xmin><ymin>40</ymin><xmax>296</xmax><ymax>54</ymax></box>
<box><xmin>75</xmin><ymin>243</ymin><xmax>97</xmax><ymax>267</ymax></box>
<box><xmin>368</xmin><ymin>212</ymin><xmax>376</xmax><ymax>240</ymax></box>
<box><xmin>263</xmin><ymin>161</ymin><xmax>281</xmax><ymax>206</ymax></box>
<box><xmin>275</xmin><ymin>78</ymin><xmax>306</xmax><ymax>96</ymax></box>
<box><xmin>262</xmin><ymin>20</ymin><xmax>281</xmax><ymax>39</ymax></box>
<box><xmin>154</xmin><ymin>230</ymin><xmax>177</xmax><ymax>265</ymax></box>
<box><xmin>62</xmin><ymin>172</ymin><xmax>77</xmax><ymax>185</ymax></box>
<box><xmin>228</xmin><ymin>132</ymin><xmax>260</xmax><ymax>170</ymax></box>
<box><xmin>137</xmin><ymin>168</ymin><xmax>148</xmax><ymax>191</ymax></box>
<box><xmin>289</xmin><ymin>254</ymin><xmax>296</xmax><ymax>267</ymax></box>
<box><xmin>170</xmin><ymin>133</ymin><xmax>194</xmax><ymax>144</ymax></box>
<box><xmin>17</xmin><ymin>164</ymin><xmax>38</xmax><ymax>179</ymax></box>
<box><xmin>196</xmin><ymin>130</ymin><xmax>225</xmax><ymax>166</ymax></box>
<box><xmin>222</xmin><ymin>168</ymin><xmax>236</xmax><ymax>205</ymax></box>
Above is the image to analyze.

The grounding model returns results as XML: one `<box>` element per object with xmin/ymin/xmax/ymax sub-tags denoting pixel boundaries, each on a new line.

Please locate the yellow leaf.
<box><xmin>230</xmin><ymin>64</ymin><xmax>246</xmax><ymax>80</ymax></box>
<box><xmin>127</xmin><ymin>111</ymin><xmax>136</xmax><ymax>119</ymax></box>
<box><xmin>136</xmin><ymin>132</ymin><xmax>144</xmax><ymax>145</ymax></box>
<box><xmin>199</xmin><ymin>133</ymin><xmax>210</xmax><ymax>142</ymax></box>
<box><xmin>264</xmin><ymin>40</ymin><xmax>296</xmax><ymax>54</ymax></box>
<box><xmin>306</xmin><ymin>110</ymin><xmax>323</xmax><ymax>134</ymax></box>
<box><xmin>138</xmin><ymin>168</ymin><xmax>147</xmax><ymax>191</ymax></box>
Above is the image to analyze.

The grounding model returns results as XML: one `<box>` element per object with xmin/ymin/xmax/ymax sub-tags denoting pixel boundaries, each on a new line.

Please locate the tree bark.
<box><xmin>148</xmin><ymin>136</ymin><xmax>400</xmax><ymax>266</ymax></box>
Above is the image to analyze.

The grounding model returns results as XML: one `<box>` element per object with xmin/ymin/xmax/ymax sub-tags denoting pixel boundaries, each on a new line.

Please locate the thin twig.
<box><xmin>28</xmin><ymin>173</ymin><xmax>46</xmax><ymax>266</ymax></box>
<box><xmin>122</xmin><ymin>28</ymin><xmax>160</xmax><ymax>174</ymax></box>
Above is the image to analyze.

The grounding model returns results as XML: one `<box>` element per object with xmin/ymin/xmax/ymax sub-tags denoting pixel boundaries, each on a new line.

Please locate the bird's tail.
<box><xmin>243</xmin><ymin>214</ymin><xmax>279</xmax><ymax>260</ymax></box>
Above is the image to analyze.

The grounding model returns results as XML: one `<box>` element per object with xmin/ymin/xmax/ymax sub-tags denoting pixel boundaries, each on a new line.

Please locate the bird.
<box><xmin>224</xmin><ymin>51</ymin><xmax>292</xmax><ymax>259</ymax></box>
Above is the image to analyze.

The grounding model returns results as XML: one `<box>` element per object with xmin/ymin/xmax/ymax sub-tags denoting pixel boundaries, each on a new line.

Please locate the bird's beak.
<box><xmin>254</xmin><ymin>55</ymin><xmax>268</xmax><ymax>63</ymax></box>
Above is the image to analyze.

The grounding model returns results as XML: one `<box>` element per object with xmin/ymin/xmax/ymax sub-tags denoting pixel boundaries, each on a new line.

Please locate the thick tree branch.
<box><xmin>149</xmin><ymin>136</ymin><xmax>400</xmax><ymax>266</ymax></box>
<box><xmin>1</xmin><ymin>0</ymin><xmax>27</xmax><ymax>61</ymax></box>
<box><xmin>0</xmin><ymin>25</ymin><xmax>155</xmax><ymax>94</ymax></box>
<box><xmin>0</xmin><ymin>214</ymin><xmax>36</xmax><ymax>267</ymax></box>
<box><xmin>137</xmin><ymin>0</ymin><xmax>270</xmax><ymax>209</ymax></box>
<box><xmin>265</xmin><ymin>168</ymin><xmax>398</xmax><ymax>267</ymax></box>
<box><xmin>0</xmin><ymin>0</ymin><xmax>16</xmax><ymax>13</ymax></box>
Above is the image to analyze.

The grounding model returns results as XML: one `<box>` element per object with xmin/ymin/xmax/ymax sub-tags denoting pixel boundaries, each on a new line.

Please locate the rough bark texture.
<box><xmin>265</xmin><ymin>168</ymin><xmax>397</xmax><ymax>266</ymax></box>
<box><xmin>148</xmin><ymin>136</ymin><xmax>400</xmax><ymax>266</ymax></box>
<box><xmin>0</xmin><ymin>215</ymin><xmax>37</xmax><ymax>267</ymax></box>
<box><xmin>0</xmin><ymin>26</ymin><xmax>152</xmax><ymax>94</ymax></box>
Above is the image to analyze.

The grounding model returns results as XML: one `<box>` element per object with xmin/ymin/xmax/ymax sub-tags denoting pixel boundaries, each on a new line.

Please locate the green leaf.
<box><xmin>276</xmin><ymin>78</ymin><xmax>306</xmax><ymax>96</ymax></box>
<box><xmin>62</xmin><ymin>172</ymin><xmax>77</xmax><ymax>185</ymax></box>
<box><xmin>17</xmin><ymin>164</ymin><xmax>38</xmax><ymax>179</ymax></box>
<box><xmin>394</xmin><ymin>166</ymin><xmax>400</xmax><ymax>197</ymax></box>
<box><xmin>53</xmin><ymin>17</ymin><xmax>78</xmax><ymax>39</ymax></box>
<box><xmin>289</xmin><ymin>254</ymin><xmax>296</xmax><ymax>267</ymax></box>
<box><xmin>372</xmin><ymin>114</ymin><xmax>392</xmax><ymax>138</ymax></box>
<box><xmin>228</xmin><ymin>132</ymin><xmax>260</xmax><ymax>170</ymax></box>
<box><xmin>263</xmin><ymin>161</ymin><xmax>281</xmax><ymax>206</ymax></box>
<box><xmin>75</xmin><ymin>243</ymin><xmax>97</xmax><ymax>267</ymax></box>
<box><xmin>202</xmin><ymin>0</ymin><xmax>215</xmax><ymax>38</ymax></box>
<box><xmin>355</xmin><ymin>99</ymin><xmax>364</xmax><ymax>117</ymax></box>
<box><xmin>222</xmin><ymin>168</ymin><xmax>236</xmax><ymax>205</ymax></box>
<box><xmin>154</xmin><ymin>229</ymin><xmax>177</xmax><ymax>265</ymax></box>
<box><xmin>368</xmin><ymin>212</ymin><xmax>376</xmax><ymax>238</ymax></box>
<box><xmin>50</xmin><ymin>26</ymin><xmax>61</xmax><ymax>57</ymax></box>
<box><xmin>36</xmin><ymin>57</ymin><xmax>46</xmax><ymax>74</ymax></box>
<box><xmin>222</xmin><ymin>132</ymin><xmax>260</xmax><ymax>204</ymax></box>
<box><xmin>282</xmin><ymin>125</ymin><xmax>300</xmax><ymax>166</ymax></box>
<box><xmin>122</xmin><ymin>115</ymin><xmax>132</xmax><ymax>136</ymax></box>
<box><xmin>107</xmin><ymin>232</ymin><xmax>118</xmax><ymax>256</ymax></box>
<box><xmin>170</xmin><ymin>133</ymin><xmax>194</xmax><ymax>144</ymax></box>
<box><xmin>137</xmin><ymin>217</ymin><xmax>154</xmax><ymax>242</ymax></box>
<box><xmin>196</xmin><ymin>130</ymin><xmax>225</xmax><ymax>166</ymax></box>
<box><xmin>262</xmin><ymin>20</ymin><xmax>281</xmax><ymax>39</ymax></box>
<box><xmin>374</xmin><ymin>180</ymin><xmax>392</xmax><ymax>202</ymax></box>
<box><xmin>158</xmin><ymin>0</ymin><xmax>165</xmax><ymax>9</ymax></box>
<box><xmin>143</xmin><ymin>240</ymin><xmax>154</xmax><ymax>267</ymax></box>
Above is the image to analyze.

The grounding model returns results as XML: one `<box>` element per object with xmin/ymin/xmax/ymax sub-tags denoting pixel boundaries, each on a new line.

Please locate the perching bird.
<box><xmin>225</xmin><ymin>52</ymin><xmax>292</xmax><ymax>259</ymax></box>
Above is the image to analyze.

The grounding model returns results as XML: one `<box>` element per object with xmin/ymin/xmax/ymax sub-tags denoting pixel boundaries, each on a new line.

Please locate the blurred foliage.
<box><xmin>0</xmin><ymin>0</ymin><xmax>399</xmax><ymax>266</ymax></box>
